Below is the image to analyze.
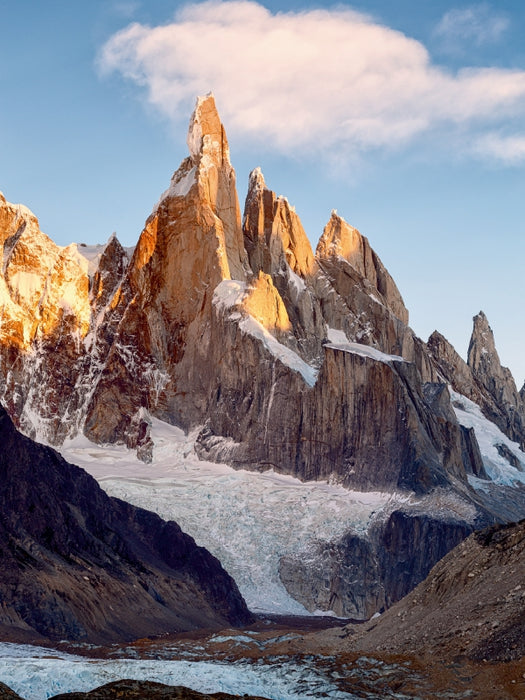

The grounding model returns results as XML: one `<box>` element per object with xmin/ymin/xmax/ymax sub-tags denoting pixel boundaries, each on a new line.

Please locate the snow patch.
<box><xmin>6</xmin><ymin>271</ymin><xmax>43</xmax><ymax>305</ymax></box>
<box><xmin>212</xmin><ymin>279</ymin><xmax>246</xmax><ymax>312</ymax></box>
<box><xmin>187</xmin><ymin>94</ymin><xmax>214</xmax><ymax>159</ymax></box>
<box><xmin>69</xmin><ymin>242</ymin><xmax>108</xmax><ymax>277</ymax></box>
<box><xmin>325</xmin><ymin>328</ymin><xmax>405</xmax><ymax>364</ymax></box>
<box><xmin>240</xmin><ymin>315</ymin><xmax>318</xmax><ymax>387</ymax></box>
<box><xmin>286</xmin><ymin>267</ymin><xmax>306</xmax><ymax>296</ymax></box>
<box><xmin>153</xmin><ymin>165</ymin><xmax>198</xmax><ymax>213</ymax></box>
<box><xmin>213</xmin><ymin>281</ymin><xmax>318</xmax><ymax>387</ymax></box>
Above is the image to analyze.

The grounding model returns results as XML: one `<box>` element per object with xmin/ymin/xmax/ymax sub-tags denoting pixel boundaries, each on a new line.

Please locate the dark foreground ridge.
<box><xmin>0</xmin><ymin>681</ymin><xmax>269</xmax><ymax>700</ymax></box>
<box><xmin>0</xmin><ymin>405</ymin><xmax>253</xmax><ymax>644</ymax></box>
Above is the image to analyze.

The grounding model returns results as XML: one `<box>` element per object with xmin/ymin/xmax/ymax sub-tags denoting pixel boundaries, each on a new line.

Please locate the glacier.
<box><xmin>61</xmin><ymin>418</ymin><xmax>403</xmax><ymax>616</ymax></box>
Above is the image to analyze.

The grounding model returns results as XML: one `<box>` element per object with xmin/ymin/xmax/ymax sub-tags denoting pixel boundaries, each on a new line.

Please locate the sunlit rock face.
<box><xmin>0</xmin><ymin>193</ymin><xmax>129</xmax><ymax>444</ymax></box>
<box><xmin>0</xmin><ymin>94</ymin><xmax>519</xmax><ymax>494</ymax></box>
<box><xmin>83</xmin><ymin>94</ymin><xmax>253</xmax><ymax>447</ymax></box>
<box><xmin>316</xmin><ymin>211</ymin><xmax>408</xmax><ymax>325</ymax></box>
<box><xmin>3</xmin><ymin>95</ymin><xmax>525</xmax><ymax>625</ymax></box>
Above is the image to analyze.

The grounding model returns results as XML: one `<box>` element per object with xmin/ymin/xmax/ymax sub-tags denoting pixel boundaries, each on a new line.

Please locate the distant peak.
<box><xmin>471</xmin><ymin>311</ymin><xmax>493</xmax><ymax>343</ymax></box>
<box><xmin>473</xmin><ymin>310</ymin><xmax>488</xmax><ymax>326</ymax></box>
<box><xmin>468</xmin><ymin>310</ymin><xmax>499</xmax><ymax>370</ymax></box>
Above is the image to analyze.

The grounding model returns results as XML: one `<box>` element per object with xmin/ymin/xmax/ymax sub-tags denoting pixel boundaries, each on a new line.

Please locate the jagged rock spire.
<box><xmin>187</xmin><ymin>92</ymin><xmax>231</xmax><ymax>165</ymax></box>
<box><xmin>316</xmin><ymin>211</ymin><xmax>408</xmax><ymax>325</ymax></box>
<box><xmin>467</xmin><ymin>311</ymin><xmax>525</xmax><ymax>448</ymax></box>
<box><xmin>468</xmin><ymin>312</ymin><xmax>499</xmax><ymax>374</ymax></box>
<box><xmin>243</xmin><ymin>166</ymin><xmax>314</xmax><ymax>279</ymax></box>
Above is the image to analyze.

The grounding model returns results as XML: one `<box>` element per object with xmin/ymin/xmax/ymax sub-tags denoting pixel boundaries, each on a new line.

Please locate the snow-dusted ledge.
<box><xmin>325</xmin><ymin>327</ymin><xmax>406</xmax><ymax>364</ymax></box>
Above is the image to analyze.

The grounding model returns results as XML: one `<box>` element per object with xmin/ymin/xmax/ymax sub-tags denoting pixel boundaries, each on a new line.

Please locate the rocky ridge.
<box><xmin>428</xmin><ymin>311</ymin><xmax>525</xmax><ymax>450</ymax></box>
<box><xmin>0</xmin><ymin>404</ymin><xmax>252</xmax><ymax>644</ymax></box>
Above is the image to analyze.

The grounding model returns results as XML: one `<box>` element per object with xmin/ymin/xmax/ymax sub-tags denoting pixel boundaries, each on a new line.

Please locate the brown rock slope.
<box><xmin>354</xmin><ymin>518</ymin><xmax>525</xmax><ymax>661</ymax></box>
<box><xmin>0</xmin><ymin>404</ymin><xmax>252</xmax><ymax>644</ymax></box>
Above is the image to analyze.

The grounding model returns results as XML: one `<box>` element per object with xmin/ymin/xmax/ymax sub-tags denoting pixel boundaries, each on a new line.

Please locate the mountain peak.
<box><xmin>468</xmin><ymin>311</ymin><xmax>498</xmax><ymax>370</ymax></box>
<box><xmin>248</xmin><ymin>166</ymin><xmax>266</xmax><ymax>191</ymax></box>
<box><xmin>187</xmin><ymin>92</ymin><xmax>230</xmax><ymax>167</ymax></box>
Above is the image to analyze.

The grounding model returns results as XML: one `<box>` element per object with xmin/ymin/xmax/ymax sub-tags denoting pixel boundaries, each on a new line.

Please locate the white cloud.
<box><xmin>98</xmin><ymin>0</ymin><xmax>525</xmax><ymax>160</ymax></box>
<box><xmin>435</xmin><ymin>4</ymin><xmax>509</xmax><ymax>47</ymax></box>
<box><xmin>474</xmin><ymin>132</ymin><xmax>525</xmax><ymax>164</ymax></box>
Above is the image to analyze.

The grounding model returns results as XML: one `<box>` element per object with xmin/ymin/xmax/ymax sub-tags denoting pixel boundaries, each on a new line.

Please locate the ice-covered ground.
<box><xmin>450</xmin><ymin>389</ymin><xmax>525</xmax><ymax>487</ymax></box>
<box><xmin>61</xmin><ymin>419</ymin><xmax>403</xmax><ymax>615</ymax></box>
<box><xmin>0</xmin><ymin>643</ymin><xmax>354</xmax><ymax>700</ymax></box>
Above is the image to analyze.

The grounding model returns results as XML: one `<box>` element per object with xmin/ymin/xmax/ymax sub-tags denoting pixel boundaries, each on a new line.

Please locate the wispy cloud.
<box><xmin>434</xmin><ymin>3</ymin><xmax>509</xmax><ymax>47</ymax></box>
<box><xmin>473</xmin><ymin>132</ymin><xmax>525</xmax><ymax>164</ymax></box>
<box><xmin>98</xmin><ymin>0</ymin><xmax>525</xmax><ymax>162</ymax></box>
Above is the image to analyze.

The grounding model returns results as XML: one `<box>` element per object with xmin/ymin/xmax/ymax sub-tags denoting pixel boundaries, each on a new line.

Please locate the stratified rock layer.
<box><xmin>0</xmin><ymin>405</ymin><xmax>252</xmax><ymax>644</ymax></box>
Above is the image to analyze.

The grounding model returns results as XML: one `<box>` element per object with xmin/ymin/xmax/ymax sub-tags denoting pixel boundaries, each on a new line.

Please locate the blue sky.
<box><xmin>1</xmin><ymin>1</ymin><xmax>524</xmax><ymax>387</ymax></box>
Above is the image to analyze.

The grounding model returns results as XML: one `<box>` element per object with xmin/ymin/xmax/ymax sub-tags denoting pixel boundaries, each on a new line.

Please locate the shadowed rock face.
<box><xmin>279</xmin><ymin>509</ymin><xmax>477</xmax><ymax>619</ymax></box>
<box><xmin>0</xmin><ymin>405</ymin><xmax>252</xmax><ymax>644</ymax></box>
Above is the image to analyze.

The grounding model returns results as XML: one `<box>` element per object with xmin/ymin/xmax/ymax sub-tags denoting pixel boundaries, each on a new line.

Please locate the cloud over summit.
<box><xmin>99</xmin><ymin>0</ymin><xmax>525</xmax><ymax>162</ymax></box>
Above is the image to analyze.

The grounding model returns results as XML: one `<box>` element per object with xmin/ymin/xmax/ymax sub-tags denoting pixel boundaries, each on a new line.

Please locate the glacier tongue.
<box><xmin>61</xmin><ymin>419</ymin><xmax>399</xmax><ymax>616</ymax></box>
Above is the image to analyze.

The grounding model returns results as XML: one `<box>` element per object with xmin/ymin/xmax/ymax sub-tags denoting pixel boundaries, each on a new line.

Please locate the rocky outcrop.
<box><xmin>242</xmin><ymin>167</ymin><xmax>325</xmax><ymax>362</ymax></box>
<box><xmin>0</xmin><ymin>192</ymin><xmax>131</xmax><ymax>444</ymax></box>
<box><xmin>315</xmin><ymin>211</ymin><xmax>408</xmax><ymax>326</ymax></box>
<box><xmin>0</xmin><ymin>404</ymin><xmax>252</xmax><ymax>644</ymax></box>
<box><xmin>196</xmin><ymin>284</ymin><xmax>478</xmax><ymax>493</ymax></box>
<box><xmin>468</xmin><ymin>312</ymin><xmax>525</xmax><ymax>447</ymax></box>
